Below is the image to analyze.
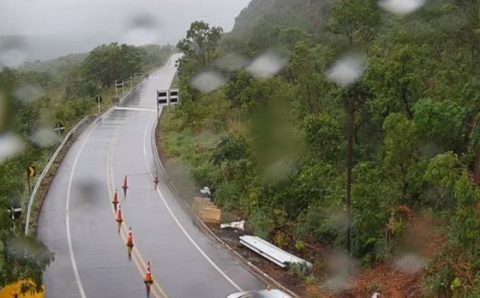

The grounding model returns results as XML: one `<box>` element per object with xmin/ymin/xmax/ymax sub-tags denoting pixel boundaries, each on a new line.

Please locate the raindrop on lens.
<box><xmin>190</xmin><ymin>71</ymin><xmax>225</xmax><ymax>93</ymax></box>
<box><xmin>378</xmin><ymin>0</ymin><xmax>426</xmax><ymax>16</ymax></box>
<box><xmin>246</xmin><ymin>52</ymin><xmax>287</xmax><ymax>79</ymax></box>
<box><xmin>326</xmin><ymin>54</ymin><xmax>366</xmax><ymax>87</ymax></box>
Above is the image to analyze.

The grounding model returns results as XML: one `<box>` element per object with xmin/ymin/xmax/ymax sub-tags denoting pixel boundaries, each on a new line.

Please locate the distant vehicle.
<box><xmin>227</xmin><ymin>289</ymin><xmax>293</xmax><ymax>298</ymax></box>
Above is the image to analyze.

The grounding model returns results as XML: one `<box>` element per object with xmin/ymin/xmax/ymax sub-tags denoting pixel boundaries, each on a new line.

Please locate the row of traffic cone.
<box><xmin>112</xmin><ymin>176</ymin><xmax>127</xmax><ymax>212</ymax></box>
<box><xmin>111</xmin><ymin>175</ymin><xmax>159</xmax><ymax>296</ymax></box>
<box><xmin>115</xmin><ymin>173</ymin><xmax>159</xmax><ymax>202</ymax></box>
<box><xmin>110</xmin><ymin>178</ymin><xmax>155</xmax><ymax>297</ymax></box>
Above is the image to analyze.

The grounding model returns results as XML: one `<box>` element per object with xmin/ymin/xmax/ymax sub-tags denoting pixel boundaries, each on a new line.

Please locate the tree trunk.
<box><xmin>401</xmin><ymin>85</ymin><xmax>413</xmax><ymax>119</ymax></box>
<box><xmin>346</xmin><ymin>95</ymin><xmax>354</xmax><ymax>257</ymax></box>
<box><xmin>474</xmin><ymin>146</ymin><xmax>480</xmax><ymax>184</ymax></box>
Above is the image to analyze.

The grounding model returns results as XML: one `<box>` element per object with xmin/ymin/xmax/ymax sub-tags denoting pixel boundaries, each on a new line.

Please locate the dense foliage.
<box><xmin>165</xmin><ymin>0</ymin><xmax>480</xmax><ymax>296</ymax></box>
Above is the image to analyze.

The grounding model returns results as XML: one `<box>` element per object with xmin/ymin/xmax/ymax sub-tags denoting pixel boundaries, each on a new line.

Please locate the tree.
<box><xmin>366</xmin><ymin>42</ymin><xmax>431</xmax><ymax>120</ymax></box>
<box><xmin>177</xmin><ymin>21</ymin><xmax>223</xmax><ymax>66</ymax></box>
<box><xmin>288</xmin><ymin>41</ymin><xmax>333</xmax><ymax>115</ymax></box>
<box><xmin>327</xmin><ymin>0</ymin><xmax>381</xmax><ymax>46</ymax></box>
<box><xmin>303</xmin><ymin>113</ymin><xmax>345</xmax><ymax>163</ymax></box>
<box><xmin>0</xmin><ymin>235</ymin><xmax>54</xmax><ymax>293</ymax></box>
<box><xmin>82</xmin><ymin>43</ymin><xmax>142</xmax><ymax>87</ymax></box>
<box><xmin>414</xmin><ymin>99</ymin><xmax>466</xmax><ymax>151</ymax></box>
<box><xmin>327</xmin><ymin>0</ymin><xmax>382</xmax><ymax>257</ymax></box>
<box><xmin>383</xmin><ymin>113</ymin><xmax>421</xmax><ymax>202</ymax></box>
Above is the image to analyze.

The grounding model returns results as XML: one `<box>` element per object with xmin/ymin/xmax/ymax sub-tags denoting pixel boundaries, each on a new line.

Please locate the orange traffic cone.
<box><xmin>115</xmin><ymin>205</ymin><xmax>123</xmax><ymax>232</ymax></box>
<box><xmin>122</xmin><ymin>175</ymin><xmax>128</xmax><ymax>196</ymax></box>
<box><xmin>112</xmin><ymin>189</ymin><xmax>119</xmax><ymax>212</ymax></box>
<box><xmin>127</xmin><ymin>226</ymin><xmax>134</xmax><ymax>260</ymax></box>
<box><xmin>144</xmin><ymin>261</ymin><xmax>154</xmax><ymax>296</ymax></box>
<box><xmin>126</xmin><ymin>227</ymin><xmax>134</xmax><ymax>248</ymax></box>
<box><xmin>144</xmin><ymin>261</ymin><xmax>153</xmax><ymax>285</ymax></box>
<box><xmin>116</xmin><ymin>205</ymin><xmax>123</xmax><ymax>223</ymax></box>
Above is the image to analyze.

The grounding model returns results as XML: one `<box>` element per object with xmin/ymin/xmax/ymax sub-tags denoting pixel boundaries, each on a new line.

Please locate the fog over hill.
<box><xmin>0</xmin><ymin>0</ymin><xmax>251</xmax><ymax>67</ymax></box>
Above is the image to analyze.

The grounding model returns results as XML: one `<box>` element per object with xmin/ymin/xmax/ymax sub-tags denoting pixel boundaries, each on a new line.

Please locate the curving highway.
<box><xmin>37</xmin><ymin>54</ymin><xmax>265</xmax><ymax>298</ymax></box>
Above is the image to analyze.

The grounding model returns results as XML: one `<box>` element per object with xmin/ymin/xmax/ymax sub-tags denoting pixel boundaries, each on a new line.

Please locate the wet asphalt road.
<box><xmin>37</xmin><ymin>54</ymin><xmax>265</xmax><ymax>298</ymax></box>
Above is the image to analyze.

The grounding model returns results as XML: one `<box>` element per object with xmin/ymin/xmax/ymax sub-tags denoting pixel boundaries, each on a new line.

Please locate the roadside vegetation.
<box><xmin>161</xmin><ymin>0</ymin><xmax>480</xmax><ymax>296</ymax></box>
<box><xmin>0</xmin><ymin>43</ymin><xmax>174</xmax><ymax>292</ymax></box>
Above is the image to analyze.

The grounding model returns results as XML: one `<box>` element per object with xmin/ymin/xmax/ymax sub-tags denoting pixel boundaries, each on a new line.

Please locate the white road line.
<box><xmin>115</xmin><ymin>106</ymin><xmax>156</xmax><ymax>112</ymax></box>
<box><xmin>66</xmin><ymin>122</ymin><xmax>101</xmax><ymax>298</ymax></box>
<box><xmin>142</xmin><ymin>125</ymin><xmax>243</xmax><ymax>292</ymax></box>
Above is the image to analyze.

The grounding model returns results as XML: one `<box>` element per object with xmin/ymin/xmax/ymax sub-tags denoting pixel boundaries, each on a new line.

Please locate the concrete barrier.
<box><xmin>240</xmin><ymin>235</ymin><xmax>313</xmax><ymax>270</ymax></box>
<box><xmin>193</xmin><ymin>197</ymin><xmax>222</xmax><ymax>224</ymax></box>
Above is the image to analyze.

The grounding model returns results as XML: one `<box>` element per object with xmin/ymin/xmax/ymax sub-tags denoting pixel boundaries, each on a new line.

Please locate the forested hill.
<box><xmin>170</xmin><ymin>0</ymin><xmax>480</xmax><ymax>296</ymax></box>
<box><xmin>230</xmin><ymin>0</ymin><xmax>336</xmax><ymax>38</ymax></box>
<box><xmin>20</xmin><ymin>53</ymin><xmax>88</xmax><ymax>78</ymax></box>
<box><xmin>19</xmin><ymin>44</ymin><xmax>173</xmax><ymax>80</ymax></box>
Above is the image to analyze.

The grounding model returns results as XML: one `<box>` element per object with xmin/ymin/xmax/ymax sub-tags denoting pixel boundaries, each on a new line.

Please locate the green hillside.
<box><xmin>230</xmin><ymin>0</ymin><xmax>336</xmax><ymax>38</ymax></box>
<box><xmin>166</xmin><ymin>0</ymin><xmax>480</xmax><ymax>296</ymax></box>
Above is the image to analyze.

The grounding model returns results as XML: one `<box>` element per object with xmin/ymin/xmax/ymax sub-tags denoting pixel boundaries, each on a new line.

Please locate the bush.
<box><xmin>248</xmin><ymin>207</ymin><xmax>273</xmax><ymax>239</ymax></box>
<box><xmin>165</xmin><ymin>131</ymin><xmax>195</xmax><ymax>157</ymax></box>
<box><xmin>294</xmin><ymin>203</ymin><xmax>342</xmax><ymax>244</ymax></box>
<box><xmin>305</xmin><ymin>274</ymin><xmax>318</xmax><ymax>285</ymax></box>
<box><xmin>288</xmin><ymin>263</ymin><xmax>309</xmax><ymax>278</ymax></box>
<box><xmin>295</xmin><ymin>239</ymin><xmax>305</xmax><ymax>252</ymax></box>
<box><xmin>273</xmin><ymin>232</ymin><xmax>289</xmax><ymax>249</ymax></box>
<box><xmin>214</xmin><ymin>181</ymin><xmax>241</xmax><ymax>210</ymax></box>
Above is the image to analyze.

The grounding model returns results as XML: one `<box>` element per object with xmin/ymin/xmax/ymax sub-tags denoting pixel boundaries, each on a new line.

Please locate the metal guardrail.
<box><xmin>24</xmin><ymin>116</ymin><xmax>90</xmax><ymax>236</ymax></box>
<box><xmin>24</xmin><ymin>83</ymin><xmax>141</xmax><ymax>236</ymax></box>
<box><xmin>239</xmin><ymin>235</ymin><xmax>313</xmax><ymax>270</ymax></box>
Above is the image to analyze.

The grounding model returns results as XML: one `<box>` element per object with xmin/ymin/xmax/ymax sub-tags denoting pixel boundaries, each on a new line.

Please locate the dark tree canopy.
<box><xmin>177</xmin><ymin>21</ymin><xmax>223</xmax><ymax>66</ymax></box>
<box><xmin>82</xmin><ymin>42</ymin><xmax>142</xmax><ymax>87</ymax></box>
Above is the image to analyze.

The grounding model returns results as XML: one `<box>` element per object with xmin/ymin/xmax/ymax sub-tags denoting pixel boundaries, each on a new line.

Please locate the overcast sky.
<box><xmin>0</xmin><ymin>0</ymin><xmax>251</xmax><ymax>65</ymax></box>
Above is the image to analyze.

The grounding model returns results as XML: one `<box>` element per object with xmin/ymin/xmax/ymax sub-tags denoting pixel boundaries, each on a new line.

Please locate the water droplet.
<box><xmin>0</xmin><ymin>133</ymin><xmax>24</xmax><ymax>163</ymax></box>
<box><xmin>31</xmin><ymin>127</ymin><xmax>60</xmax><ymax>148</ymax></box>
<box><xmin>394</xmin><ymin>254</ymin><xmax>425</xmax><ymax>274</ymax></box>
<box><xmin>129</xmin><ymin>13</ymin><xmax>159</xmax><ymax>29</ymax></box>
<box><xmin>214</xmin><ymin>53</ymin><xmax>248</xmax><ymax>72</ymax></box>
<box><xmin>13</xmin><ymin>84</ymin><xmax>44</xmax><ymax>104</ymax></box>
<box><xmin>74</xmin><ymin>176</ymin><xmax>102</xmax><ymax>209</ymax></box>
<box><xmin>326</xmin><ymin>54</ymin><xmax>366</xmax><ymax>87</ymax></box>
<box><xmin>190</xmin><ymin>71</ymin><xmax>225</xmax><ymax>93</ymax></box>
<box><xmin>246</xmin><ymin>52</ymin><xmax>287</xmax><ymax>79</ymax></box>
<box><xmin>0</xmin><ymin>93</ymin><xmax>6</xmax><ymax>132</ymax></box>
<box><xmin>122</xmin><ymin>13</ymin><xmax>161</xmax><ymax>45</ymax></box>
<box><xmin>0</xmin><ymin>49</ymin><xmax>28</xmax><ymax>68</ymax></box>
<box><xmin>322</xmin><ymin>250</ymin><xmax>356</xmax><ymax>293</ymax></box>
<box><xmin>322</xmin><ymin>275</ymin><xmax>352</xmax><ymax>293</ymax></box>
<box><xmin>0</xmin><ymin>37</ymin><xmax>29</xmax><ymax>68</ymax></box>
<box><xmin>378</xmin><ymin>0</ymin><xmax>426</xmax><ymax>16</ymax></box>
<box><xmin>7</xmin><ymin>237</ymin><xmax>51</xmax><ymax>264</ymax></box>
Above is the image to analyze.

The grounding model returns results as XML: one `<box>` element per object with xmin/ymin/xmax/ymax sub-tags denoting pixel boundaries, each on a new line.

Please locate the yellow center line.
<box><xmin>106</xmin><ymin>133</ymin><xmax>168</xmax><ymax>298</ymax></box>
